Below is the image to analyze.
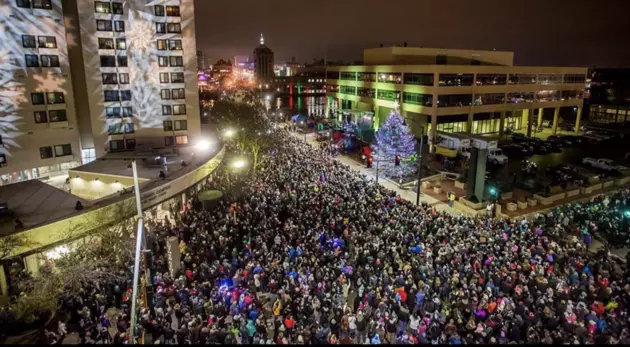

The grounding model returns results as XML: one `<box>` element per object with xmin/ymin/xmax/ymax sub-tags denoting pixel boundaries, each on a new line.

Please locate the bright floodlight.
<box><xmin>195</xmin><ymin>140</ymin><xmax>212</xmax><ymax>151</ymax></box>
<box><xmin>265</xmin><ymin>95</ymin><xmax>271</xmax><ymax>100</ymax></box>
<box><xmin>224</xmin><ymin>129</ymin><xmax>235</xmax><ymax>138</ymax></box>
<box><xmin>232</xmin><ymin>159</ymin><xmax>246</xmax><ymax>169</ymax></box>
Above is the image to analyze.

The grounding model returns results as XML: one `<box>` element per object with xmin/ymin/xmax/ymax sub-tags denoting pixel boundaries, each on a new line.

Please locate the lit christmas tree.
<box><xmin>374</xmin><ymin>107</ymin><xmax>417</xmax><ymax>178</ymax></box>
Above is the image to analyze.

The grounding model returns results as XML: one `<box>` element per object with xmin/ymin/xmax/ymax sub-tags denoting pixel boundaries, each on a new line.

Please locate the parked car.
<box><xmin>526</xmin><ymin>141</ymin><xmax>551</xmax><ymax>155</ymax></box>
<box><xmin>487</xmin><ymin>148</ymin><xmax>508</xmax><ymax>165</ymax></box>
<box><xmin>544</xmin><ymin>140</ymin><xmax>563</xmax><ymax>153</ymax></box>
<box><xmin>560</xmin><ymin>135</ymin><xmax>585</xmax><ymax>146</ymax></box>
<box><xmin>511</xmin><ymin>133</ymin><xmax>530</xmax><ymax>142</ymax></box>
<box><xmin>582</xmin><ymin>157</ymin><xmax>616</xmax><ymax>171</ymax></box>
<box><xmin>502</xmin><ymin>143</ymin><xmax>531</xmax><ymax>158</ymax></box>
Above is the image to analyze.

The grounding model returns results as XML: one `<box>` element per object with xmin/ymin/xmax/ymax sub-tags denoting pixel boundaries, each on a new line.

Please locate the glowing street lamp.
<box><xmin>224</xmin><ymin>129</ymin><xmax>235</xmax><ymax>138</ymax></box>
<box><xmin>232</xmin><ymin>159</ymin><xmax>246</xmax><ymax>169</ymax></box>
<box><xmin>195</xmin><ymin>139</ymin><xmax>212</xmax><ymax>151</ymax></box>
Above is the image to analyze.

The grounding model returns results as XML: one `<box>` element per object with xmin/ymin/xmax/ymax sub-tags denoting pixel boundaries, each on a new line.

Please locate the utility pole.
<box><xmin>416</xmin><ymin>134</ymin><xmax>423</xmax><ymax>206</ymax></box>
<box><xmin>129</xmin><ymin>161</ymin><xmax>146</xmax><ymax>344</ymax></box>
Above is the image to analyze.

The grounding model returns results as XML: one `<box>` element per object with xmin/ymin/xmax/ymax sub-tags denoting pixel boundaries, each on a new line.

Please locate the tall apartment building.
<box><xmin>0</xmin><ymin>0</ymin><xmax>82</xmax><ymax>185</ymax></box>
<box><xmin>66</xmin><ymin>0</ymin><xmax>201</xmax><ymax>159</ymax></box>
<box><xmin>0</xmin><ymin>0</ymin><xmax>201</xmax><ymax>187</ymax></box>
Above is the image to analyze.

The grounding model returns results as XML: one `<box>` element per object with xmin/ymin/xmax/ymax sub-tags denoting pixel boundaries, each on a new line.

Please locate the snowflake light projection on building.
<box><xmin>374</xmin><ymin>109</ymin><xmax>418</xmax><ymax>178</ymax></box>
<box><xmin>0</xmin><ymin>3</ymin><xmax>50</xmax><ymax>154</ymax></box>
<box><xmin>127</xmin><ymin>8</ymin><xmax>163</xmax><ymax>130</ymax></box>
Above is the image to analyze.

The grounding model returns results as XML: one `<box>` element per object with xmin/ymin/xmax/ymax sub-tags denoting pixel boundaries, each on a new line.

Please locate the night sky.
<box><xmin>195</xmin><ymin>0</ymin><xmax>630</xmax><ymax>68</ymax></box>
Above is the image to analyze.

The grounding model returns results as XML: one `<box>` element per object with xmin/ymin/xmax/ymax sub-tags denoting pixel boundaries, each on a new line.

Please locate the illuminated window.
<box><xmin>96</xmin><ymin>20</ymin><xmax>113</xmax><ymax>31</ymax></box>
<box><xmin>159</xmin><ymin>73</ymin><xmax>169</xmax><ymax>83</ymax></box>
<box><xmin>40</xmin><ymin>55</ymin><xmax>59</xmax><ymax>67</ymax></box>
<box><xmin>54</xmin><ymin>144</ymin><xmax>72</xmax><ymax>157</ymax></box>
<box><xmin>49</xmin><ymin>109</ymin><xmax>67</xmax><ymax>122</ymax></box>
<box><xmin>156</xmin><ymin>23</ymin><xmax>166</xmax><ymax>34</ymax></box>
<box><xmin>94</xmin><ymin>1</ymin><xmax>111</xmax><ymax>13</ymax></box>
<box><xmin>34</xmin><ymin>111</ymin><xmax>47</xmax><ymax>123</ymax></box>
<box><xmin>166</xmin><ymin>23</ymin><xmax>181</xmax><ymax>33</ymax></box>
<box><xmin>175</xmin><ymin>135</ymin><xmax>188</xmax><ymax>145</ymax></box>
<box><xmin>114</xmin><ymin>21</ymin><xmax>125</xmax><ymax>32</ymax></box>
<box><xmin>81</xmin><ymin>148</ymin><xmax>96</xmax><ymax>164</ymax></box>
<box><xmin>40</xmin><ymin>146</ymin><xmax>53</xmax><ymax>159</ymax></box>
<box><xmin>102</xmin><ymin>73</ymin><xmax>118</xmax><ymax>84</ymax></box>
<box><xmin>171</xmin><ymin>88</ymin><xmax>185</xmax><ymax>100</ymax></box>
<box><xmin>105</xmin><ymin>107</ymin><xmax>121</xmax><ymax>118</ymax></box>
<box><xmin>163</xmin><ymin>120</ymin><xmax>173</xmax><ymax>131</ymax></box>
<box><xmin>108</xmin><ymin>123</ymin><xmax>122</xmax><ymax>134</ymax></box>
<box><xmin>25</xmin><ymin>54</ymin><xmax>39</xmax><ymax>67</ymax></box>
<box><xmin>168</xmin><ymin>39</ymin><xmax>182</xmax><ymax>50</ymax></box>
<box><xmin>117</xmin><ymin>56</ymin><xmax>127</xmax><ymax>67</ymax></box>
<box><xmin>169</xmin><ymin>56</ymin><xmax>183</xmax><ymax>67</ymax></box>
<box><xmin>32</xmin><ymin>0</ymin><xmax>52</xmax><ymax>9</ymax></box>
<box><xmin>22</xmin><ymin>35</ymin><xmax>36</xmax><ymax>48</ymax></box>
<box><xmin>98</xmin><ymin>38</ymin><xmax>114</xmax><ymax>49</ymax></box>
<box><xmin>120</xmin><ymin>90</ymin><xmax>131</xmax><ymax>101</ymax></box>
<box><xmin>508</xmin><ymin>74</ymin><xmax>536</xmax><ymax>85</ymax></box>
<box><xmin>173</xmin><ymin>104</ymin><xmax>186</xmax><ymax>115</ymax></box>
<box><xmin>104</xmin><ymin>90</ymin><xmax>120</xmax><ymax>102</ymax></box>
<box><xmin>166</xmin><ymin>6</ymin><xmax>180</xmax><ymax>16</ymax></box>
<box><xmin>119</xmin><ymin>73</ymin><xmax>129</xmax><ymax>84</ymax></box>
<box><xmin>162</xmin><ymin>105</ymin><xmax>172</xmax><ymax>115</ymax></box>
<box><xmin>46</xmin><ymin>92</ymin><xmax>65</xmax><ymax>104</ymax></box>
<box><xmin>170</xmin><ymin>72</ymin><xmax>184</xmax><ymax>83</ymax></box>
<box><xmin>438</xmin><ymin>73</ymin><xmax>474</xmax><ymax>86</ymax></box>
<box><xmin>154</xmin><ymin>5</ymin><xmax>165</xmax><ymax>16</ymax></box>
<box><xmin>157</xmin><ymin>39</ymin><xmax>168</xmax><ymax>50</ymax></box>
<box><xmin>16</xmin><ymin>0</ymin><xmax>31</xmax><ymax>8</ymax></box>
<box><xmin>537</xmin><ymin>74</ymin><xmax>562</xmax><ymax>85</ymax></box>
<box><xmin>37</xmin><ymin>36</ymin><xmax>57</xmax><ymax>48</ymax></box>
<box><xmin>122</xmin><ymin>106</ymin><xmax>133</xmax><ymax>117</ymax></box>
<box><xmin>100</xmin><ymin>55</ymin><xmax>116</xmax><ymax>67</ymax></box>
<box><xmin>174</xmin><ymin>120</ymin><xmax>187</xmax><ymax>130</ymax></box>
<box><xmin>116</xmin><ymin>38</ymin><xmax>126</xmax><ymax>50</ymax></box>
<box><xmin>158</xmin><ymin>56</ymin><xmax>168</xmax><ymax>67</ymax></box>
<box><xmin>563</xmin><ymin>74</ymin><xmax>586</xmax><ymax>84</ymax></box>
<box><xmin>160</xmin><ymin>89</ymin><xmax>171</xmax><ymax>99</ymax></box>
<box><xmin>31</xmin><ymin>93</ymin><xmax>45</xmax><ymax>105</ymax></box>
<box><xmin>112</xmin><ymin>2</ymin><xmax>123</xmax><ymax>14</ymax></box>
<box><xmin>109</xmin><ymin>140</ymin><xmax>124</xmax><ymax>152</ymax></box>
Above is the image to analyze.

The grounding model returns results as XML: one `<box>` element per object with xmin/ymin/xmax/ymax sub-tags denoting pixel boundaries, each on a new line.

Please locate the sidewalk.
<box><xmin>292</xmin><ymin>130</ymin><xmax>459</xmax><ymax>215</ymax></box>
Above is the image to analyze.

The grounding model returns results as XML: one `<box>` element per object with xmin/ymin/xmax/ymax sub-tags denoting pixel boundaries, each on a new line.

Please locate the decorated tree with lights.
<box><xmin>374</xmin><ymin>107</ymin><xmax>417</xmax><ymax>178</ymax></box>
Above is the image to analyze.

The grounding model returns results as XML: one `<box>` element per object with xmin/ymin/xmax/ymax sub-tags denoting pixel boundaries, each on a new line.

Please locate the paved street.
<box><xmin>289</xmin><ymin>129</ymin><xmax>460</xmax><ymax>215</ymax></box>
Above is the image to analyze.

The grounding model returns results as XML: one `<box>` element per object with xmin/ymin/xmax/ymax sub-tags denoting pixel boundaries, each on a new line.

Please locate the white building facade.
<box><xmin>68</xmin><ymin>0</ymin><xmax>201</xmax><ymax>159</ymax></box>
<box><xmin>0</xmin><ymin>0</ymin><xmax>83</xmax><ymax>185</ymax></box>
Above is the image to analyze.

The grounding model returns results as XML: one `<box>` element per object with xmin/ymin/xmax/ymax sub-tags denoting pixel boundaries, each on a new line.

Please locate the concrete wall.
<box><xmin>0</xmin><ymin>0</ymin><xmax>82</xmax><ymax>176</ymax></box>
<box><xmin>67</xmin><ymin>170</ymin><xmax>147</xmax><ymax>201</ymax></box>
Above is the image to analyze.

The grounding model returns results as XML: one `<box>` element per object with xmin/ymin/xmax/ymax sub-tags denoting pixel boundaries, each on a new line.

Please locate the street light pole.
<box><xmin>403</xmin><ymin>116</ymin><xmax>424</xmax><ymax>206</ymax></box>
<box><xmin>129</xmin><ymin>160</ymin><xmax>145</xmax><ymax>345</ymax></box>
<box><xmin>416</xmin><ymin>134</ymin><xmax>423</xmax><ymax>206</ymax></box>
<box><xmin>375</xmin><ymin>154</ymin><xmax>379</xmax><ymax>183</ymax></box>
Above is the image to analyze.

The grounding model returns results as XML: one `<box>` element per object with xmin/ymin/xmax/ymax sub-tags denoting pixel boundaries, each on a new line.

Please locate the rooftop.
<box><xmin>0</xmin><ymin>180</ymin><xmax>88</xmax><ymax>236</ymax></box>
<box><xmin>71</xmin><ymin>148</ymin><xmax>198</xmax><ymax>180</ymax></box>
<box><xmin>363</xmin><ymin>46</ymin><xmax>515</xmax><ymax>66</ymax></box>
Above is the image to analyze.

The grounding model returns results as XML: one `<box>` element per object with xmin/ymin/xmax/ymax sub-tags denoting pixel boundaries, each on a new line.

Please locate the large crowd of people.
<box><xmin>4</xmin><ymin>113</ymin><xmax>630</xmax><ymax>344</ymax></box>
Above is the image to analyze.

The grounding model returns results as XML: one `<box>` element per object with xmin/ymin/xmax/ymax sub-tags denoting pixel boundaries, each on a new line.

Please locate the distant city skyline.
<box><xmin>195</xmin><ymin>0</ymin><xmax>630</xmax><ymax>67</ymax></box>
